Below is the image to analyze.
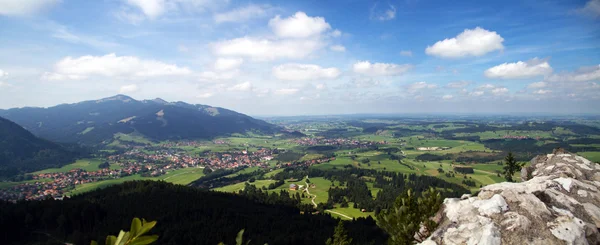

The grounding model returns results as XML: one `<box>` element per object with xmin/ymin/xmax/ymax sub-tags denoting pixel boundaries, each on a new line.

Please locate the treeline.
<box><xmin>0</xmin><ymin>181</ymin><xmax>387</xmax><ymax>245</ymax></box>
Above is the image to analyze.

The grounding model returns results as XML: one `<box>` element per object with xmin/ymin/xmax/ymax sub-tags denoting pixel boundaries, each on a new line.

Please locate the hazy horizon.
<box><xmin>1</xmin><ymin>0</ymin><xmax>599</xmax><ymax>115</ymax></box>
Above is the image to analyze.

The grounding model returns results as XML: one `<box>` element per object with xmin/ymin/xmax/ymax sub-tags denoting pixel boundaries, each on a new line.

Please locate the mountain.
<box><xmin>0</xmin><ymin>116</ymin><xmax>80</xmax><ymax>177</ymax></box>
<box><xmin>0</xmin><ymin>95</ymin><xmax>279</xmax><ymax>145</ymax></box>
<box><xmin>0</xmin><ymin>181</ymin><xmax>387</xmax><ymax>245</ymax></box>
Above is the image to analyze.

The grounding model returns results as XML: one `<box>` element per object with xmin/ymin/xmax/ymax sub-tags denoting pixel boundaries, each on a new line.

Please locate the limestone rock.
<box><xmin>419</xmin><ymin>150</ymin><xmax>600</xmax><ymax>245</ymax></box>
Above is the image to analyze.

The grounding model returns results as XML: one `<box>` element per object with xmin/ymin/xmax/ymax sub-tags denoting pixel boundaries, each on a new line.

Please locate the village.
<box><xmin>292</xmin><ymin>137</ymin><xmax>386</xmax><ymax>148</ymax></box>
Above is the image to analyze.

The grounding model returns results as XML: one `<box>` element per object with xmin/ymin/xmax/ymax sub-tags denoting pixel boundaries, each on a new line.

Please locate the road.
<box><xmin>304</xmin><ymin>176</ymin><xmax>353</xmax><ymax>220</ymax></box>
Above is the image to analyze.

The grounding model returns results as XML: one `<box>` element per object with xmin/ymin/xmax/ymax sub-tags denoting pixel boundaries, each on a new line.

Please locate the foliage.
<box><xmin>91</xmin><ymin>218</ymin><xmax>158</xmax><ymax>245</ymax></box>
<box><xmin>376</xmin><ymin>188</ymin><xmax>442</xmax><ymax>245</ymax></box>
<box><xmin>325</xmin><ymin>222</ymin><xmax>352</xmax><ymax>245</ymax></box>
<box><xmin>503</xmin><ymin>152</ymin><xmax>524</xmax><ymax>182</ymax></box>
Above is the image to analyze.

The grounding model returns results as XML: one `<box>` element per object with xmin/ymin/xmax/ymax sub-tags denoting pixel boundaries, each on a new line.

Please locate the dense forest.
<box><xmin>0</xmin><ymin>181</ymin><xmax>387</xmax><ymax>245</ymax></box>
<box><xmin>0</xmin><ymin>116</ymin><xmax>82</xmax><ymax>179</ymax></box>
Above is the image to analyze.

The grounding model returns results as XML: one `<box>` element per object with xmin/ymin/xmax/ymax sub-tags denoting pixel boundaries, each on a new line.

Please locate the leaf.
<box><xmin>129</xmin><ymin>235</ymin><xmax>159</xmax><ymax>245</ymax></box>
<box><xmin>137</xmin><ymin>219</ymin><xmax>157</xmax><ymax>237</ymax></box>
<box><xmin>114</xmin><ymin>230</ymin><xmax>130</xmax><ymax>245</ymax></box>
<box><xmin>91</xmin><ymin>241</ymin><xmax>98</xmax><ymax>245</ymax></box>
<box><xmin>106</xmin><ymin>235</ymin><xmax>117</xmax><ymax>245</ymax></box>
<box><xmin>236</xmin><ymin>229</ymin><xmax>245</xmax><ymax>245</ymax></box>
<box><xmin>130</xmin><ymin>218</ymin><xmax>142</xmax><ymax>238</ymax></box>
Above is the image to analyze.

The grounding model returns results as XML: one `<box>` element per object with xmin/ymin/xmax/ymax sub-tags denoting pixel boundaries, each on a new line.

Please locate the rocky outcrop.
<box><xmin>420</xmin><ymin>149</ymin><xmax>600</xmax><ymax>245</ymax></box>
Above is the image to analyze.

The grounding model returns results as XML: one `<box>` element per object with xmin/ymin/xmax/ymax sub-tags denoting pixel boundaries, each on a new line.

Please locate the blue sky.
<box><xmin>0</xmin><ymin>0</ymin><xmax>599</xmax><ymax>115</ymax></box>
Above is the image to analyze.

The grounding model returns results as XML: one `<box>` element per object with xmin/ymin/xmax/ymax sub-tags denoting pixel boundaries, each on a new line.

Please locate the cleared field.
<box><xmin>32</xmin><ymin>159</ymin><xmax>117</xmax><ymax>174</ymax></box>
<box><xmin>0</xmin><ymin>178</ymin><xmax>53</xmax><ymax>189</ymax></box>
<box><xmin>307</xmin><ymin>177</ymin><xmax>332</xmax><ymax>204</ymax></box>
<box><xmin>213</xmin><ymin>179</ymin><xmax>276</xmax><ymax>193</ymax></box>
<box><xmin>454</xmin><ymin>130</ymin><xmax>552</xmax><ymax>140</ymax></box>
<box><xmin>328</xmin><ymin>203</ymin><xmax>373</xmax><ymax>219</ymax></box>
<box><xmin>579</xmin><ymin>152</ymin><xmax>600</xmax><ymax>163</ymax></box>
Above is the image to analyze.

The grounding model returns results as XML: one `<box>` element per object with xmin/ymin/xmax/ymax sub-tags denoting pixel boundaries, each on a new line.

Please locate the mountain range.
<box><xmin>0</xmin><ymin>95</ymin><xmax>279</xmax><ymax>145</ymax></box>
<box><xmin>0</xmin><ymin>116</ymin><xmax>80</xmax><ymax>178</ymax></box>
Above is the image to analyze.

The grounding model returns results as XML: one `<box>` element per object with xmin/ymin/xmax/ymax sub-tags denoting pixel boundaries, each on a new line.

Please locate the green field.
<box><xmin>579</xmin><ymin>152</ymin><xmax>600</xmax><ymax>163</ymax></box>
<box><xmin>213</xmin><ymin>179</ymin><xmax>276</xmax><ymax>193</ymax></box>
<box><xmin>32</xmin><ymin>159</ymin><xmax>118</xmax><ymax>174</ymax></box>
<box><xmin>0</xmin><ymin>178</ymin><xmax>53</xmax><ymax>189</ymax></box>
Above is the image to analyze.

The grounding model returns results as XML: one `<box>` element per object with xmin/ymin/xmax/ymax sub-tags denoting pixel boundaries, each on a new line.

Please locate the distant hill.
<box><xmin>0</xmin><ymin>181</ymin><xmax>387</xmax><ymax>245</ymax></box>
<box><xmin>0</xmin><ymin>116</ymin><xmax>80</xmax><ymax>178</ymax></box>
<box><xmin>0</xmin><ymin>95</ymin><xmax>280</xmax><ymax>145</ymax></box>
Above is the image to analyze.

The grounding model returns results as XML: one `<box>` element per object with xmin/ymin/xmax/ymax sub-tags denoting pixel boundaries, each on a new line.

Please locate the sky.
<box><xmin>0</xmin><ymin>0</ymin><xmax>599</xmax><ymax>116</ymax></box>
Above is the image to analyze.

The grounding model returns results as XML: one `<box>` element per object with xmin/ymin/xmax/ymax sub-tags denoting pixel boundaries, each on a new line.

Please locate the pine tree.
<box><xmin>376</xmin><ymin>188</ymin><xmax>442</xmax><ymax>245</ymax></box>
<box><xmin>503</xmin><ymin>152</ymin><xmax>524</xmax><ymax>182</ymax></box>
<box><xmin>326</xmin><ymin>221</ymin><xmax>352</xmax><ymax>245</ymax></box>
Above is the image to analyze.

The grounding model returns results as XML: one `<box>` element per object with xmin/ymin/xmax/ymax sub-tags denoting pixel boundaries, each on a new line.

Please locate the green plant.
<box><xmin>503</xmin><ymin>152</ymin><xmax>524</xmax><ymax>182</ymax></box>
<box><xmin>91</xmin><ymin>218</ymin><xmax>158</xmax><ymax>245</ymax></box>
<box><xmin>376</xmin><ymin>188</ymin><xmax>442</xmax><ymax>245</ymax></box>
<box><xmin>218</xmin><ymin>229</ymin><xmax>267</xmax><ymax>245</ymax></box>
<box><xmin>326</xmin><ymin>221</ymin><xmax>352</xmax><ymax>245</ymax></box>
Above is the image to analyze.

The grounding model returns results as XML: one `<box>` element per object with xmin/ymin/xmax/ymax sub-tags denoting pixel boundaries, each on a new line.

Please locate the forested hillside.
<box><xmin>0</xmin><ymin>116</ymin><xmax>81</xmax><ymax>178</ymax></box>
<box><xmin>0</xmin><ymin>181</ymin><xmax>387</xmax><ymax>245</ymax></box>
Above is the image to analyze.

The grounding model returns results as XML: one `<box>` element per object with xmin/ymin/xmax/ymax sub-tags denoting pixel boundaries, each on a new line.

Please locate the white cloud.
<box><xmin>228</xmin><ymin>81</ymin><xmax>252</xmax><ymax>91</ymax></box>
<box><xmin>330</xmin><ymin>30</ymin><xmax>342</xmax><ymax>37</ymax></box>
<box><xmin>330</xmin><ymin>45</ymin><xmax>346</xmax><ymax>52</ymax></box>
<box><xmin>470</xmin><ymin>91</ymin><xmax>484</xmax><ymax>97</ymax></box>
<box><xmin>212</xmin><ymin>37</ymin><xmax>323</xmax><ymax>61</ymax></box>
<box><xmin>425</xmin><ymin>27</ymin><xmax>504</xmax><ymax>58</ymax></box>
<box><xmin>484</xmin><ymin>58</ymin><xmax>552</xmax><ymax>79</ymax></box>
<box><xmin>198</xmin><ymin>70</ymin><xmax>239</xmax><ymax>81</ymax></box>
<box><xmin>491</xmin><ymin>87</ymin><xmax>509</xmax><ymax>95</ymax></box>
<box><xmin>347</xmin><ymin>78</ymin><xmax>380</xmax><ymax>88</ymax></box>
<box><xmin>119</xmin><ymin>84</ymin><xmax>139</xmax><ymax>93</ymax></box>
<box><xmin>213</xmin><ymin>58</ymin><xmax>244</xmax><ymax>71</ymax></box>
<box><xmin>442</xmin><ymin>95</ymin><xmax>453</xmax><ymax>100</ymax></box>
<box><xmin>214</xmin><ymin>4</ymin><xmax>270</xmax><ymax>23</ymax></box>
<box><xmin>315</xmin><ymin>84</ymin><xmax>325</xmax><ymax>90</ymax></box>
<box><xmin>0</xmin><ymin>0</ymin><xmax>60</xmax><ymax>16</ymax></box>
<box><xmin>43</xmin><ymin>53</ymin><xmax>192</xmax><ymax>81</ymax></box>
<box><xmin>400</xmin><ymin>50</ymin><xmax>413</xmax><ymax>57</ymax></box>
<box><xmin>545</xmin><ymin>65</ymin><xmax>600</xmax><ymax>83</ymax></box>
<box><xmin>352</xmin><ymin>61</ymin><xmax>412</xmax><ymax>76</ymax></box>
<box><xmin>52</xmin><ymin>27</ymin><xmax>120</xmax><ymax>49</ymax></box>
<box><xmin>446</xmin><ymin>81</ymin><xmax>470</xmax><ymax>88</ymax></box>
<box><xmin>197</xmin><ymin>92</ymin><xmax>213</xmax><ymax>98</ymax></box>
<box><xmin>273</xmin><ymin>64</ymin><xmax>340</xmax><ymax>81</ymax></box>
<box><xmin>274</xmin><ymin>88</ymin><xmax>299</xmax><ymax>95</ymax></box>
<box><xmin>371</xmin><ymin>4</ymin><xmax>396</xmax><ymax>21</ymax></box>
<box><xmin>533</xmin><ymin>89</ymin><xmax>552</xmax><ymax>94</ymax></box>
<box><xmin>407</xmin><ymin>81</ymin><xmax>437</xmax><ymax>93</ymax></box>
<box><xmin>268</xmin><ymin>12</ymin><xmax>331</xmax><ymax>39</ymax></box>
<box><xmin>478</xmin><ymin>84</ymin><xmax>496</xmax><ymax>90</ymax></box>
<box><xmin>577</xmin><ymin>0</ymin><xmax>600</xmax><ymax>18</ymax></box>
<box><xmin>528</xmin><ymin>81</ymin><xmax>547</xmax><ymax>88</ymax></box>
<box><xmin>121</xmin><ymin>0</ymin><xmax>224</xmax><ymax>20</ymax></box>
<box><xmin>0</xmin><ymin>69</ymin><xmax>7</xmax><ymax>78</ymax></box>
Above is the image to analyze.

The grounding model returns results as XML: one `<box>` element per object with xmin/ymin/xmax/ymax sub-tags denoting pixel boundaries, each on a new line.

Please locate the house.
<box><xmin>289</xmin><ymin>184</ymin><xmax>299</xmax><ymax>191</ymax></box>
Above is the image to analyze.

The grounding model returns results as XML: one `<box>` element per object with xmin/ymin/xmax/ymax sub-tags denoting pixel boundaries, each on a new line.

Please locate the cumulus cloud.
<box><xmin>407</xmin><ymin>81</ymin><xmax>437</xmax><ymax>93</ymax></box>
<box><xmin>345</xmin><ymin>78</ymin><xmax>381</xmax><ymax>88</ymax></box>
<box><xmin>478</xmin><ymin>84</ymin><xmax>496</xmax><ymax>90</ymax></box>
<box><xmin>491</xmin><ymin>87</ymin><xmax>509</xmax><ymax>95</ymax></box>
<box><xmin>274</xmin><ymin>88</ymin><xmax>299</xmax><ymax>95</ymax></box>
<box><xmin>425</xmin><ymin>27</ymin><xmax>504</xmax><ymax>58</ymax></box>
<box><xmin>484</xmin><ymin>58</ymin><xmax>552</xmax><ymax>79</ymax></box>
<box><xmin>214</xmin><ymin>4</ymin><xmax>271</xmax><ymax>23</ymax></box>
<box><xmin>0</xmin><ymin>0</ymin><xmax>60</xmax><ymax>16</ymax></box>
<box><xmin>470</xmin><ymin>91</ymin><xmax>484</xmax><ymax>97</ymax></box>
<box><xmin>119</xmin><ymin>84</ymin><xmax>139</xmax><ymax>93</ymax></box>
<box><xmin>197</xmin><ymin>92</ymin><xmax>213</xmax><ymax>98</ymax></box>
<box><xmin>315</xmin><ymin>84</ymin><xmax>325</xmax><ymax>90</ymax></box>
<box><xmin>528</xmin><ymin>81</ymin><xmax>547</xmax><ymax>88</ymax></box>
<box><xmin>228</xmin><ymin>81</ymin><xmax>253</xmax><ymax>91</ymax></box>
<box><xmin>371</xmin><ymin>4</ymin><xmax>396</xmax><ymax>21</ymax></box>
<box><xmin>576</xmin><ymin>0</ymin><xmax>600</xmax><ymax>18</ymax></box>
<box><xmin>213</xmin><ymin>58</ymin><xmax>244</xmax><ymax>71</ymax></box>
<box><xmin>268</xmin><ymin>12</ymin><xmax>331</xmax><ymax>38</ymax></box>
<box><xmin>42</xmin><ymin>53</ymin><xmax>191</xmax><ymax>81</ymax></box>
<box><xmin>212</xmin><ymin>37</ymin><xmax>323</xmax><ymax>61</ymax></box>
<box><xmin>545</xmin><ymin>65</ymin><xmax>600</xmax><ymax>83</ymax></box>
<box><xmin>330</xmin><ymin>45</ymin><xmax>346</xmax><ymax>52</ymax></box>
<box><xmin>198</xmin><ymin>70</ymin><xmax>239</xmax><ymax>81</ymax></box>
<box><xmin>0</xmin><ymin>69</ymin><xmax>7</xmax><ymax>78</ymax></box>
<box><xmin>400</xmin><ymin>50</ymin><xmax>413</xmax><ymax>57</ymax></box>
<box><xmin>272</xmin><ymin>64</ymin><xmax>340</xmax><ymax>81</ymax></box>
<box><xmin>352</xmin><ymin>61</ymin><xmax>412</xmax><ymax>76</ymax></box>
<box><xmin>533</xmin><ymin>89</ymin><xmax>552</xmax><ymax>94</ymax></box>
<box><xmin>442</xmin><ymin>95</ymin><xmax>454</xmax><ymax>100</ymax></box>
<box><xmin>446</xmin><ymin>81</ymin><xmax>470</xmax><ymax>88</ymax></box>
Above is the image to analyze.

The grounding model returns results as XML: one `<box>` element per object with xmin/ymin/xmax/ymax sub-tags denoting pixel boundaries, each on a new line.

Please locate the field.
<box><xmin>32</xmin><ymin>159</ymin><xmax>118</xmax><ymax>174</ymax></box>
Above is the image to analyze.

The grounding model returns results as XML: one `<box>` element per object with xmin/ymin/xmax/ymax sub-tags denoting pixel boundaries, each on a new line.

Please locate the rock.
<box><xmin>419</xmin><ymin>151</ymin><xmax>600</xmax><ymax>245</ymax></box>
